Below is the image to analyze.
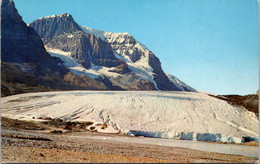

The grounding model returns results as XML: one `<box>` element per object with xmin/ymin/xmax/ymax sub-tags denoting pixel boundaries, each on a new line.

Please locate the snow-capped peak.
<box><xmin>38</xmin><ymin>13</ymin><xmax>71</xmax><ymax>20</ymax></box>
<box><xmin>64</xmin><ymin>25</ymin><xmax>196</xmax><ymax>91</ymax></box>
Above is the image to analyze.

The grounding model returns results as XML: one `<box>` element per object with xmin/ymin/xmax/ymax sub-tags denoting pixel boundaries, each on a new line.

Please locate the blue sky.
<box><xmin>13</xmin><ymin>0</ymin><xmax>259</xmax><ymax>95</ymax></box>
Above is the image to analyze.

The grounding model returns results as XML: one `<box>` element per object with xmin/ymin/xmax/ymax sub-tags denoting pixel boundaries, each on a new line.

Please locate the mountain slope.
<box><xmin>1</xmin><ymin>0</ymin><xmax>109</xmax><ymax>96</ymax></box>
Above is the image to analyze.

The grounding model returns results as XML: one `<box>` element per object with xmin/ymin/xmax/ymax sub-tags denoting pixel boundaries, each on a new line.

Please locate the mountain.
<box><xmin>1</xmin><ymin>0</ymin><xmax>108</xmax><ymax>96</ymax></box>
<box><xmin>2</xmin><ymin>0</ymin><xmax>196</xmax><ymax>95</ymax></box>
<box><xmin>29</xmin><ymin>14</ymin><xmax>123</xmax><ymax>69</ymax></box>
<box><xmin>29</xmin><ymin>14</ymin><xmax>196</xmax><ymax>92</ymax></box>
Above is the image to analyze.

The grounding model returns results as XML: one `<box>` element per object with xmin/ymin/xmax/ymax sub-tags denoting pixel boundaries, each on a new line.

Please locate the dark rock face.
<box><xmin>30</xmin><ymin>14</ymin><xmax>83</xmax><ymax>39</ymax></box>
<box><xmin>29</xmin><ymin>15</ymin><xmax>124</xmax><ymax>69</ymax></box>
<box><xmin>1</xmin><ymin>0</ymin><xmax>54</xmax><ymax>64</ymax></box>
<box><xmin>108</xmin><ymin>63</ymin><xmax>131</xmax><ymax>75</ymax></box>
<box><xmin>1</xmin><ymin>0</ymin><xmax>109</xmax><ymax>96</ymax></box>
<box><xmin>148</xmin><ymin>51</ymin><xmax>182</xmax><ymax>91</ymax></box>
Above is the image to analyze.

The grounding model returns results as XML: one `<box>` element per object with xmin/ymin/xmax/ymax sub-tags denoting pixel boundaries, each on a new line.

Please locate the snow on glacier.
<box><xmin>1</xmin><ymin>91</ymin><xmax>258</xmax><ymax>143</ymax></box>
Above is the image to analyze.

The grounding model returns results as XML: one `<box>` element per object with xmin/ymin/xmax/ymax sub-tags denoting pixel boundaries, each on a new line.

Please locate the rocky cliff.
<box><xmin>29</xmin><ymin>14</ymin><xmax>124</xmax><ymax>69</ymax></box>
<box><xmin>1</xmin><ymin>0</ymin><xmax>108</xmax><ymax>96</ymax></box>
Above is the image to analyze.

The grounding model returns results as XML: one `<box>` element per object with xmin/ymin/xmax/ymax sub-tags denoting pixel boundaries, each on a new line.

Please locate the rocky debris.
<box><xmin>86</xmin><ymin>122</ymin><xmax>119</xmax><ymax>134</ymax></box>
<box><xmin>39</xmin><ymin>118</ymin><xmax>94</xmax><ymax>132</ymax></box>
<box><xmin>1</xmin><ymin>116</ymin><xmax>95</xmax><ymax>134</ymax></box>
<box><xmin>1</xmin><ymin>130</ymin><xmax>258</xmax><ymax>163</ymax></box>
<box><xmin>1</xmin><ymin>133</ymin><xmax>52</xmax><ymax>141</ymax></box>
<box><xmin>50</xmin><ymin>130</ymin><xmax>63</xmax><ymax>134</ymax></box>
<box><xmin>1</xmin><ymin>117</ymin><xmax>47</xmax><ymax>131</ymax></box>
<box><xmin>43</xmin><ymin>117</ymin><xmax>52</xmax><ymax>121</ymax></box>
<box><xmin>89</xmin><ymin>126</ymin><xmax>96</xmax><ymax>131</ymax></box>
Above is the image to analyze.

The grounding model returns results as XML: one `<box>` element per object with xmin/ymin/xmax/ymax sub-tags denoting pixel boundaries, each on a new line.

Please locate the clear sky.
<box><xmin>13</xmin><ymin>0</ymin><xmax>259</xmax><ymax>95</ymax></box>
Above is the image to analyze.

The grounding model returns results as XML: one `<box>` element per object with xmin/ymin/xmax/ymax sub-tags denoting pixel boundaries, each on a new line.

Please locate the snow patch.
<box><xmin>38</xmin><ymin>13</ymin><xmax>71</xmax><ymax>20</ymax></box>
<box><xmin>67</xmin><ymin>34</ymin><xmax>74</xmax><ymax>38</ymax></box>
<box><xmin>47</xmin><ymin>47</ymin><xmax>121</xmax><ymax>79</ymax></box>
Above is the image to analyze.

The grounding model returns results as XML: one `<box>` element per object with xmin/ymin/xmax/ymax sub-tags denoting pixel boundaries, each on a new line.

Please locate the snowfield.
<box><xmin>1</xmin><ymin>91</ymin><xmax>258</xmax><ymax>143</ymax></box>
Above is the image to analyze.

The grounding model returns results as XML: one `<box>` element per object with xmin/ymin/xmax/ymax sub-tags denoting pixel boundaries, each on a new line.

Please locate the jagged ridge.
<box><xmin>29</xmin><ymin>13</ymin><xmax>196</xmax><ymax>92</ymax></box>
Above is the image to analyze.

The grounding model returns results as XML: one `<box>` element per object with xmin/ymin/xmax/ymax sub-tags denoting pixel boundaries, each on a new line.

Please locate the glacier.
<box><xmin>1</xmin><ymin>91</ymin><xmax>258</xmax><ymax>143</ymax></box>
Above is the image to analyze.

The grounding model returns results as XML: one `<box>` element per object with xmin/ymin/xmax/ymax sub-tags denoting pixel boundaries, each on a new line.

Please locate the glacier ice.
<box><xmin>1</xmin><ymin>91</ymin><xmax>258</xmax><ymax>144</ymax></box>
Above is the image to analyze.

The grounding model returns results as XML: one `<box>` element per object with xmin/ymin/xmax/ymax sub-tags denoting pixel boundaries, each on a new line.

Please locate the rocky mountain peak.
<box><xmin>30</xmin><ymin>14</ymin><xmax>124</xmax><ymax>69</ymax></box>
<box><xmin>1</xmin><ymin>0</ymin><xmax>21</xmax><ymax>19</ymax></box>
<box><xmin>1</xmin><ymin>0</ymin><xmax>55</xmax><ymax>64</ymax></box>
<box><xmin>30</xmin><ymin>13</ymin><xmax>82</xmax><ymax>39</ymax></box>
<box><xmin>38</xmin><ymin>13</ymin><xmax>72</xmax><ymax>20</ymax></box>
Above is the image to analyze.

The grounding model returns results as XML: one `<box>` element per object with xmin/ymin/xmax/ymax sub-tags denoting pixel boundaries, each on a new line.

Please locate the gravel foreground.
<box><xmin>1</xmin><ymin>118</ymin><xmax>259</xmax><ymax>163</ymax></box>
